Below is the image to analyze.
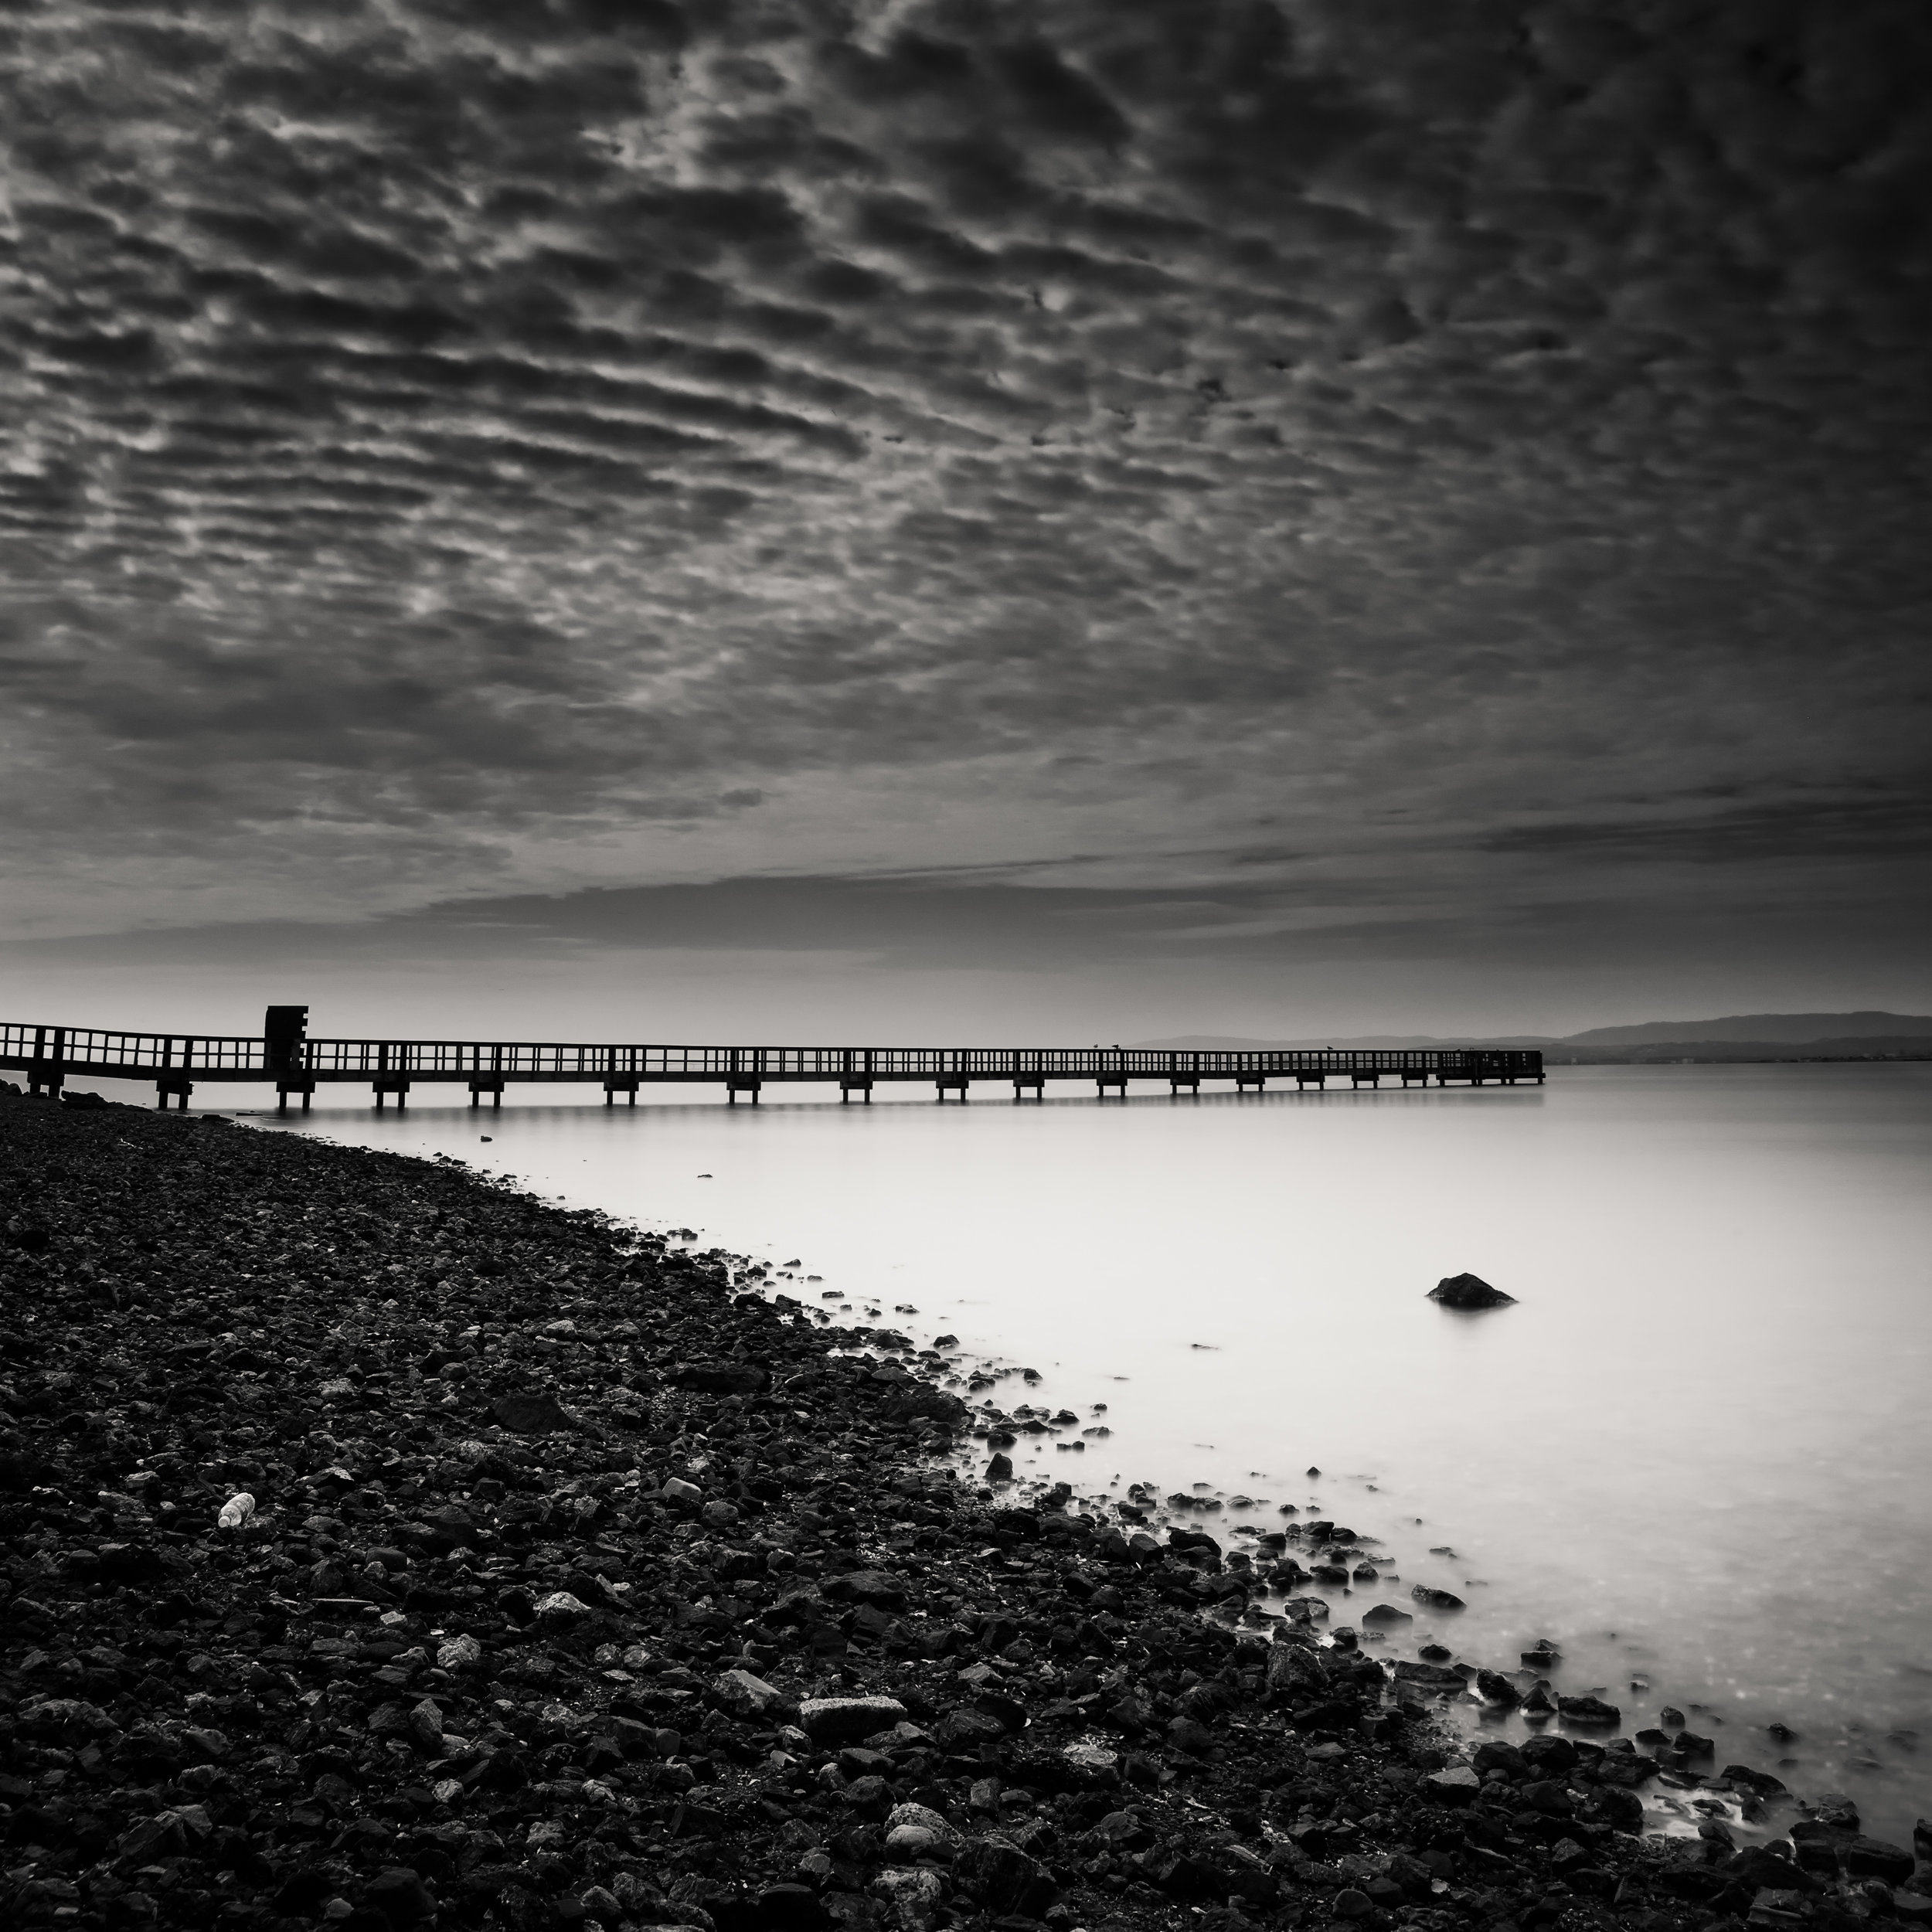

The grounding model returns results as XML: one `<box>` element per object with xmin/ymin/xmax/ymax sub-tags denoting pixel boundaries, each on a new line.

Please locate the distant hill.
<box><xmin>1564</xmin><ymin>1011</ymin><xmax>1932</xmax><ymax>1045</ymax></box>
<box><xmin>1135</xmin><ymin>1012</ymin><xmax>1932</xmax><ymax>1060</ymax></box>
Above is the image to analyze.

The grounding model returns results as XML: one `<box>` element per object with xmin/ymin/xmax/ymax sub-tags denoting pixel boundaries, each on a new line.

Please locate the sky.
<box><xmin>3</xmin><ymin>0</ymin><xmax>1928</xmax><ymax>1043</ymax></box>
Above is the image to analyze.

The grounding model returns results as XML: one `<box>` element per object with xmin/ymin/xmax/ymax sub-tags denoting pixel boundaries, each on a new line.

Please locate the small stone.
<box><xmin>713</xmin><ymin>1668</ymin><xmax>791</xmax><ymax>1721</ymax></box>
<box><xmin>489</xmin><ymin>1391</ymin><xmax>573</xmax><ymax>1432</ymax></box>
<box><xmin>362</xmin><ymin>1866</ymin><xmax>437</xmax><ymax>1927</ymax></box>
<box><xmin>1422</xmin><ymin>1767</ymin><xmax>1482</xmax><ymax>1805</ymax></box>
<box><xmin>954</xmin><ymin>1835</ymin><xmax>1056</xmax><ymax>1917</ymax></box>
<box><xmin>798</xmin><ymin>1696</ymin><xmax>908</xmax><ymax>1744</ymax></box>
<box><xmin>872</xmin><ymin>1867</ymin><xmax>945</xmax><ymax>1930</ymax></box>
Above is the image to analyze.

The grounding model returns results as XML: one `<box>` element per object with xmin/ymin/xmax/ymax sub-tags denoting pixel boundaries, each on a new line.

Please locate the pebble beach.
<box><xmin>3</xmin><ymin>1089</ymin><xmax>1927</xmax><ymax>1932</ymax></box>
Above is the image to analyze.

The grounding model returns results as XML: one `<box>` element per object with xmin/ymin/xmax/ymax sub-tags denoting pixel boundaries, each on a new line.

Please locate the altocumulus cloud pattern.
<box><xmin>2</xmin><ymin>0</ymin><xmax>1929</xmax><ymax>940</ymax></box>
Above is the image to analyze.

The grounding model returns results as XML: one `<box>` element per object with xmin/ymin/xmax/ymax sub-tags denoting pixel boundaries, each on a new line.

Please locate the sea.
<box><xmin>215</xmin><ymin>1062</ymin><xmax>1931</xmax><ymax>1844</ymax></box>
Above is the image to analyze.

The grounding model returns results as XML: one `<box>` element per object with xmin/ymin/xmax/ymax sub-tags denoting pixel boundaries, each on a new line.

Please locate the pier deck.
<box><xmin>2</xmin><ymin>1013</ymin><xmax>1544</xmax><ymax>1110</ymax></box>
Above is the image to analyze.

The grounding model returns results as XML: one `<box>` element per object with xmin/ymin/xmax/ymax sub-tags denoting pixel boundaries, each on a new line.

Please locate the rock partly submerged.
<box><xmin>1427</xmin><ymin>1270</ymin><xmax>1518</xmax><ymax>1308</ymax></box>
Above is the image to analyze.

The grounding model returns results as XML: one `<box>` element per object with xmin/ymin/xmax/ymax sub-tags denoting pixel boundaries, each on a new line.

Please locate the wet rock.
<box><xmin>1844</xmin><ymin>1836</ymin><xmax>1917</xmax><ymax>1883</ymax></box>
<box><xmin>1427</xmin><ymin>1272</ymin><xmax>1517</xmax><ymax>1308</ymax></box>
<box><xmin>1410</xmin><ymin>1585</ymin><xmax>1465</xmax><ymax>1610</ymax></box>
<box><xmin>1422</xmin><ymin>1767</ymin><xmax>1482</xmax><ymax>1805</ymax></box>
<box><xmin>1557</xmin><ymin>1694</ymin><xmax>1621</xmax><ymax>1726</ymax></box>
<box><xmin>1519</xmin><ymin>1733</ymin><xmax>1580</xmax><ymax>1773</ymax></box>
<box><xmin>1475</xmin><ymin>1668</ymin><xmax>1521</xmax><ymax>1706</ymax></box>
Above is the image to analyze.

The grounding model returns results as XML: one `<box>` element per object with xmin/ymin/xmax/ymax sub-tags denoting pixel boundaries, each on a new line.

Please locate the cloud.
<box><xmin>0</xmin><ymin>0</ymin><xmax>1927</xmax><ymax>1005</ymax></box>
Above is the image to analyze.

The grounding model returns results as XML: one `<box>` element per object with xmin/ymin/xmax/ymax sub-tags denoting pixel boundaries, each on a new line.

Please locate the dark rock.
<box><xmin>935</xmin><ymin>1707</ymin><xmax>1009</xmax><ymax>1751</ymax></box>
<box><xmin>362</xmin><ymin>1866</ymin><xmax>438</xmax><ymax>1926</ymax></box>
<box><xmin>1519</xmin><ymin>1734</ymin><xmax>1580</xmax><ymax>1773</ymax></box>
<box><xmin>1556</xmin><ymin>1694</ymin><xmax>1620</xmax><ymax>1726</ymax></box>
<box><xmin>1410</xmin><ymin>1585</ymin><xmax>1465</xmax><ymax>1611</ymax></box>
<box><xmin>1427</xmin><ymin>1272</ymin><xmax>1517</xmax><ymax>1308</ymax></box>
<box><xmin>490</xmin><ymin>1391</ymin><xmax>573</xmax><ymax>1433</ymax></box>
<box><xmin>672</xmin><ymin>1361</ymin><xmax>769</xmax><ymax>1395</ymax></box>
<box><xmin>954</xmin><ymin>1836</ymin><xmax>1056</xmax><ymax>1917</ymax></box>
<box><xmin>1843</xmin><ymin>1836</ymin><xmax>1915</xmax><ymax>1883</ymax></box>
<box><xmin>1722</xmin><ymin>1846</ymin><xmax>1819</xmax><ymax>1896</ymax></box>
<box><xmin>1392</xmin><ymin>1660</ymin><xmax>1464</xmax><ymax>1692</ymax></box>
<box><xmin>1475</xmin><ymin>1669</ymin><xmax>1521</xmax><ymax>1706</ymax></box>
<box><xmin>798</xmin><ymin>1696</ymin><xmax>908</xmax><ymax>1745</ymax></box>
<box><xmin>823</xmin><ymin>1570</ymin><xmax>910</xmax><ymax>1608</ymax></box>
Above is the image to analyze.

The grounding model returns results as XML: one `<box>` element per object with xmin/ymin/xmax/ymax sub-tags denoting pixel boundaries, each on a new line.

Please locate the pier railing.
<box><xmin>0</xmin><ymin>1017</ymin><xmax>1543</xmax><ymax>1110</ymax></box>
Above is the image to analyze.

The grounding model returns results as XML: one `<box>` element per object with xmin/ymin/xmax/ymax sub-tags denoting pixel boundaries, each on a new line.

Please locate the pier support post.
<box><xmin>1168</xmin><ymin>1075</ymin><xmax>1201</xmax><ymax>1095</ymax></box>
<box><xmin>157</xmin><ymin>1073</ymin><xmax>193</xmax><ymax>1111</ymax></box>
<box><xmin>726</xmin><ymin>1079</ymin><xmax>762</xmax><ymax>1105</ymax></box>
<box><xmin>936</xmin><ymin>1077</ymin><xmax>970</xmax><ymax>1102</ymax></box>
<box><xmin>1295</xmin><ymin>1071</ymin><xmax>1326</xmax><ymax>1090</ymax></box>
<box><xmin>373</xmin><ymin>1077</ymin><xmax>410</xmax><ymax>1111</ymax></box>
<box><xmin>1011</xmin><ymin>1077</ymin><xmax>1045</xmax><ymax>1101</ymax></box>
<box><xmin>604</xmin><ymin>1079</ymin><xmax>639</xmax><ymax>1107</ymax></box>
<box><xmin>839</xmin><ymin>1078</ymin><xmax>873</xmax><ymax>1104</ymax></box>
<box><xmin>1236</xmin><ymin>1074</ymin><xmax>1267</xmax><ymax>1093</ymax></box>
<box><xmin>274</xmin><ymin>1079</ymin><xmax>315</xmax><ymax>1114</ymax></box>
<box><xmin>1095</xmin><ymin>1074</ymin><xmax>1129</xmax><ymax>1098</ymax></box>
<box><xmin>468</xmin><ymin>1079</ymin><xmax>505</xmax><ymax>1111</ymax></box>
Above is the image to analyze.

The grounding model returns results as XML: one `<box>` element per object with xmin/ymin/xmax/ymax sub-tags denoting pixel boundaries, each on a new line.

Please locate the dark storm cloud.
<box><xmin>2</xmin><ymin>0</ymin><xmax>1928</xmax><ymax>962</ymax></box>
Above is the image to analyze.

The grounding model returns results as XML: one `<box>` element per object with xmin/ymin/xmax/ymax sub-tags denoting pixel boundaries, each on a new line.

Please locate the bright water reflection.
<box><xmin>247</xmin><ymin>1064</ymin><xmax>1932</xmax><ymax>1842</ymax></box>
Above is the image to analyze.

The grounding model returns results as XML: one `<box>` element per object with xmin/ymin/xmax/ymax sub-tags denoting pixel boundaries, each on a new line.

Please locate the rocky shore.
<box><xmin>3</xmin><ymin>1090</ymin><xmax>1927</xmax><ymax>1932</ymax></box>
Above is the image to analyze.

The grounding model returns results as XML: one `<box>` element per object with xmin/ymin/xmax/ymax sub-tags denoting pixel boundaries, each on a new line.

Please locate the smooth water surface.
<box><xmin>239</xmin><ymin>1064</ymin><xmax>1932</xmax><ymax>1840</ymax></box>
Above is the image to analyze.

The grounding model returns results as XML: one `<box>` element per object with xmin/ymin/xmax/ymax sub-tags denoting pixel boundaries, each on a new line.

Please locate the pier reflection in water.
<box><xmin>239</xmin><ymin>1063</ymin><xmax>1932</xmax><ymax>1844</ymax></box>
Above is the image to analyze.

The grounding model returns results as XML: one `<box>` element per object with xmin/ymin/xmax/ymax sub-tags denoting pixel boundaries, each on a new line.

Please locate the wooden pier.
<box><xmin>1</xmin><ymin>1009</ymin><xmax>1544</xmax><ymax>1111</ymax></box>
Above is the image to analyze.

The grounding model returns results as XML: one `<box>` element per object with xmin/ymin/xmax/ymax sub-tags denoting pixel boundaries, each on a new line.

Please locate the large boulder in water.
<box><xmin>1428</xmin><ymin>1272</ymin><xmax>1516</xmax><ymax>1308</ymax></box>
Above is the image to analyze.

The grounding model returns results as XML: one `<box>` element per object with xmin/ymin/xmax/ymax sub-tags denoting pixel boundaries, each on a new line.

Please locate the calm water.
<box><xmin>226</xmin><ymin>1064</ymin><xmax>1932</xmax><ymax>1841</ymax></box>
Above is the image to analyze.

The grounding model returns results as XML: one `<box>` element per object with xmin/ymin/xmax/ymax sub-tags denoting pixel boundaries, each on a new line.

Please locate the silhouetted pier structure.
<box><xmin>2</xmin><ymin>1009</ymin><xmax>1544</xmax><ymax>1111</ymax></box>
